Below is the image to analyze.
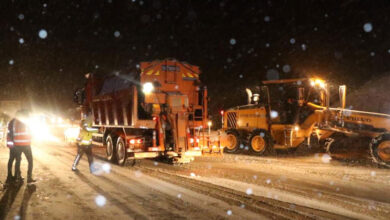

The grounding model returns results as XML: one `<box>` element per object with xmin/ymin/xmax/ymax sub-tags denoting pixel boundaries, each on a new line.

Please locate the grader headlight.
<box><xmin>310</xmin><ymin>78</ymin><xmax>326</xmax><ymax>88</ymax></box>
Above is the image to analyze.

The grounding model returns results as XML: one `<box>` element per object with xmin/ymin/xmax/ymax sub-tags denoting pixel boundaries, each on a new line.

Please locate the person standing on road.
<box><xmin>7</xmin><ymin>109</ymin><xmax>36</xmax><ymax>184</ymax></box>
<box><xmin>72</xmin><ymin>119</ymin><xmax>98</xmax><ymax>172</ymax></box>
<box><xmin>5</xmin><ymin>117</ymin><xmax>22</xmax><ymax>184</ymax></box>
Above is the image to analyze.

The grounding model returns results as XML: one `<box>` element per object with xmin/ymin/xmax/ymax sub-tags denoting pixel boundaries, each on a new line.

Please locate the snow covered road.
<box><xmin>0</xmin><ymin>141</ymin><xmax>389</xmax><ymax>219</ymax></box>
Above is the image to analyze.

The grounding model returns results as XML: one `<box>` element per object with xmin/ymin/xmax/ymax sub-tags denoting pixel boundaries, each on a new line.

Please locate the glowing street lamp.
<box><xmin>207</xmin><ymin>121</ymin><xmax>212</xmax><ymax>135</ymax></box>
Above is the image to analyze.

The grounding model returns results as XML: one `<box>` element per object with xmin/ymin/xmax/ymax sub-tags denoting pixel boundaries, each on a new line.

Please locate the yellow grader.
<box><xmin>221</xmin><ymin>78</ymin><xmax>390</xmax><ymax>167</ymax></box>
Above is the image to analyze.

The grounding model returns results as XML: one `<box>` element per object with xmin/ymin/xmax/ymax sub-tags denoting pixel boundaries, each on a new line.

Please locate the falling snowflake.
<box><xmin>301</xmin><ymin>44</ymin><xmax>307</xmax><ymax>51</ymax></box>
<box><xmin>114</xmin><ymin>31</ymin><xmax>120</xmax><ymax>38</ymax></box>
<box><xmin>289</xmin><ymin>38</ymin><xmax>295</xmax><ymax>44</ymax></box>
<box><xmin>246</xmin><ymin>188</ymin><xmax>253</xmax><ymax>195</ymax></box>
<box><xmin>43</xmin><ymin>3</ymin><xmax>47</xmax><ymax>7</ymax></box>
<box><xmin>370</xmin><ymin>52</ymin><xmax>375</xmax><ymax>56</ymax></box>
<box><xmin>240</xmin><ymin>204</ymin><xmax>245</xmax><ymax>208</ymax></box>
<box><xmin>38</xmin><ymin>29</ymin><xmax>48</xmax><ymax>39</ymax></box>
<box><xmin>282</xmin><ymin>64</ymin><xmax>291</xmax><ymax>73</ymax></box>
<box><xmin>230</xmin><ymin>38</ymin><xmax>236</xmax><ymax>45</ymax></box>
<box><xmin>95</xmin><ymin>195</ymin><xmax>107</xmax><ymax>207</ymax></box>
<box><xmin>363</xmin><ymin>22</ymin><xmax>373</xmax><ymax>33</ymax></box>
<box><xmin>266</xmin><ymin>179</ymin><xmax>271</xmax><ymax>184</ymax></box>
<box><xmin>18</xmin><ymin>14</ymin><xmax>24</xmax><ymax>20</ymax></box>
<box><xmin>19</xmin><ymin>38</ymin><xmax>24</xmax><ymax>44</ymax></box>
<box><xmin>265</xmin><ymin>43</ymin><xmax>270</xmax><ymax>48</ymax></box>
<box><xmin>264</xmin><ymin>16</ymin><xmax>270</xmax><ymax>22</ymax></box>
<box><xmin>102</xmin><ymin>163</ymin><xmax>111</xmax><ymax>173</ymax></box>
<box><xmin>154</xmin><ymin>161</ymin><xmax>159</xmax><ymax>166</ymax></box>
<box><xmin>370</xmin><ymin>171</ymin><xmax>376</xmax><ymax>176</ymax></box>
<box><xmin>14</xmin><ymin>216</ymin><xmax>20</xmax><ymax>220</ymax></box>
<box><xmin>95</xmin><ymin>65</ymin><xmax>99</xmax><ymax>69</ymax></box>
<box><xmin>177</xmin><ymin>193</ymin><xmax>182</xmax><ymax>198</ymax></box>
<box><xmin>260</xmin><ymin>132</ymin><xmax>265</xmax><ymax>137</ymax></box>
<box><xmin>239</xmin><ymin>74</ymin><xmax>243</xmax><ymax>78</ymax></box>
<box><xmin>321</xmin><ymin>154</ymin><xmax>331</xmax><ymax>163</ymax></box>
<box><xmin>9</xmin><ymin>60</ymin><xmax>14</xmax><ymax>65</ymax></box>
<box><xmin>253</xmin><ymin>175</ymin><xmax>257</xmax><ymax>180</ymax></box>
<box><xmin>190</xmin><ymin>172</ymin><xmax>196</xmax><ymax>177</ymax></box>
<box><xmin>270</xmin><ymin>110</ymin><xmax>278</xmax><ymax>119</ymax></box>
<box><xmin>227</xmin><ymin>210</ymin><xmax>232</xmax><ymax>216</ymax></box>
<box><xmin>135</xmin><ymin>170</ymin><xmax>142</xmax><ymax>177</ymax></box>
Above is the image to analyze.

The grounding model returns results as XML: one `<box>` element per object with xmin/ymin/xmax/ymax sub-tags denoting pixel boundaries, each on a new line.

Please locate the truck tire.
<box><xmin>224</xmin><ymin>130</ymin><xmax>241</xmax><ymax>153</ymax></box>
<box><xmin>370</xmin><ymin>133</ymin><xmax>390</xmax><ymax>168</ymax></box>
<box><xmin>249</xmin><ymin>130</ymin><xmax>271</xmax><ymax>156</ymax></box>
<box><xmin>106</xmin><ymin>135</ymin><xmax>117</xmax><ymax>162</ymax></box>
<box><xmin>116</xmin><ymin>137</ymin><xmax>127</xmax><ymax>166</ymax></box>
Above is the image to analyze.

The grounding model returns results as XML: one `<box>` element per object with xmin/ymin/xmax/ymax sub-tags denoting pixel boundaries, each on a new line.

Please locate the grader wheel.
<box><xmin>249</xmin><ymin>130</ymin><xmax>272</xmax><ymax>156</ymax></box>
<box><xmin>370</xmin><ymin>134</ymin><xmax>390</xmax><ymax>168</ymax></box>
<box><xmin>250</xmin><ymin>135</ymin><xmax>266</xmax><ymax>153</ymax></box>
<box><xmin>224</xmin><ymin>130</ymin><xmax>240</xmax><ymax>153</ymax></box>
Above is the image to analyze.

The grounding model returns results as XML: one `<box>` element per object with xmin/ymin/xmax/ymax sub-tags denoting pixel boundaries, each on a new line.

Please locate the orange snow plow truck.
<box><xmin>74</xmin><ymin>59</ymin><xmax>214</xmax><ymax>164</ymax></box>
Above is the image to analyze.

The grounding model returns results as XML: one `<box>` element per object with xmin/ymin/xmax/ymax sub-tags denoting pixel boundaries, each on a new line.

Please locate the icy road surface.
<box><xmin>0</xmin><ymin>141</ymin><xmax>389</xmax><ymax>219</ymax></box>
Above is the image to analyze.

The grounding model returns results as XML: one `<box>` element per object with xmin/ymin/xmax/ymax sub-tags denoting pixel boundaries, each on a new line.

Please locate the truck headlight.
<box><xmin>142</xmin><ymin>82</ymin><xmax>154</xmax><ymax>94</ymax></box>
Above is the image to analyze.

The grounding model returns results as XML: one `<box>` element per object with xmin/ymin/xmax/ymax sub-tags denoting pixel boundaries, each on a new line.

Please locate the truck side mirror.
<box><xmin>339</xmin><ymin>85</ymin><xmax>346</xmax><ymax>109</ymax></box>
<box><xmin>245</xmin><ymin>88</ymin><xmax>252</xmax><ymax>104</ymax></box>
<box><xmin>297</xmin><ymin>87</ymin><xmax>305</xmax><ymax>106</ymax></box>
<box><xmin>73</xmin><ymin>88</ymin><xmax>85</xmax><ymax>105</ymax></box>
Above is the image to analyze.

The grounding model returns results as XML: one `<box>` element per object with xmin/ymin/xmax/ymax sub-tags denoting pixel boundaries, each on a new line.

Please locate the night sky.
<box><xmin>2</xmin><ymin>0</ymin><xmax>390</xmax><ymax>118</ymax></box>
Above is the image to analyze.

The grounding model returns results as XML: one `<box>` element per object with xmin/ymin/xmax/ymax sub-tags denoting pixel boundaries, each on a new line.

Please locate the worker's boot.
<box><xmin>5</xmin><ymin>175</ymin><xmax>15</xmax><ymax>185</ymax></box>
<box><xmin>72</xmin><ymin>165</ymin><xmax>77</xmax><ymax>171</ymax></box>
<box><xmin>27</xmin><ymin>176</ymin><xmax>36</xmax><ymax>184</ymax></box>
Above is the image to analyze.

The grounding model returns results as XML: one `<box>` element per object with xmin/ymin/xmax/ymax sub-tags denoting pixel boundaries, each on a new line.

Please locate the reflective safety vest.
<box><xmin>8</xmin><ymin>119</ymin><xmax>31</xmax><ymax>147</ymax></box>
<box><xmin>77</xmin><ymin>124</ymin><xmax>98</xmax><ymax>146</ymax></box>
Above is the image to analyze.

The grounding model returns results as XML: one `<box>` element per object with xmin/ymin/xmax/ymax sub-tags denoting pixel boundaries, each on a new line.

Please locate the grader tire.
<box><xmin>370</xmin><ymin>134</ymin><xmax>390</xmax><ymax>168</ymax></box>
<box><xmin>249</xmin><ymin>130</ymin><xmax>275</xmax><ymax>156</ymax></box>
<box><xmin>224</xmin><ymin>130</ymin><xmax>241</xmax><ymax>153</ymax></box>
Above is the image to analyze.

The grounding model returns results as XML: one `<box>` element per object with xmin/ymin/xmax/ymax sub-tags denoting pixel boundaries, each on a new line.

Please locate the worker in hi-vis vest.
<box><xmin>6</xmin><ymin>109</ymin><xmax>36</xmax><ymax>184</ymax></box>
<box><xmin>72</xmin><ymin>118</ymin><xmax>98</xmax><ymax>172</ymax></box>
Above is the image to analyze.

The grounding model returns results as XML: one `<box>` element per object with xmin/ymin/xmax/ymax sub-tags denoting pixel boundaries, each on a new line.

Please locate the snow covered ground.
<box><xmin>0</xmin><ymin>140</ymin><xmax>389</xmax><ymax>219</ymax></box>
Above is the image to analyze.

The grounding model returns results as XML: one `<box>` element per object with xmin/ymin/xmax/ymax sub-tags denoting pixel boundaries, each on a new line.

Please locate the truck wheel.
<box><xmin>225</xmin><ymin>130</ymin><xmax>240</xmax><ymax>153</ymax></box>
<box><xmin>106</xmin><ymin>135</ymin><xmax>116</xmax><ymax>162</ymax></box>
<box><xmin>116</xmin><ymin>137</ymin><xmax>127</xmax><ymax>166</ymax></box>
<box><xmin>370</xmin><ymin>134</ymin><xmax>390</xmax><ymax>168</ymax></box>
<box><xmin>249</xmin><ymin>130</ymin><xmax>270</xmax><ymax>155</ymax></box>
